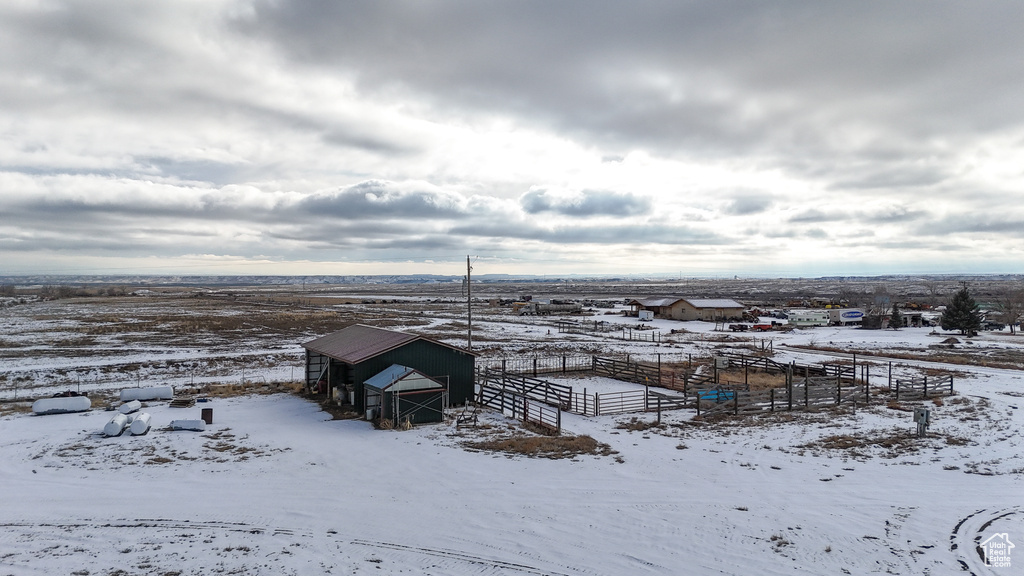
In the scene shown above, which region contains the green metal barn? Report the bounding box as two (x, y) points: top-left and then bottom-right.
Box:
(301, 324), (476, 415)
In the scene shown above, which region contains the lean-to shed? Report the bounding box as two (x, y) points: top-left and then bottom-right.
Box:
(364, 364), (446, 424)
(301, 324), (476, 412)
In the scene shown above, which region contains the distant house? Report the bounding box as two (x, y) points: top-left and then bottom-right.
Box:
(628, 297), (745, 321)
(301, 324), (476, 414)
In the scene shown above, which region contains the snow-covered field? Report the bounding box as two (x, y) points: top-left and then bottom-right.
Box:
(1, 294), (1023, 575)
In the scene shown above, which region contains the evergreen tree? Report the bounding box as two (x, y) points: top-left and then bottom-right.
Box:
(940, 284), (983, 335)
(890, 303), (903, 330)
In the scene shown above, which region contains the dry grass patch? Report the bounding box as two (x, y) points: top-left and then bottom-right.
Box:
(463, 434), (617, 460)
(800, 429), (973, 458)
(0, 401), (33, 417)
(615, 416), (664, 432)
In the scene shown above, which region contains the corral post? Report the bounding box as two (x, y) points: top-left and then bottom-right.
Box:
(688, 353), (692, 369)
(852, 352), (857, 386)
(865, 366), (870, 404)
(657, 396), (661, 424)
(787, 365), (794, 411)
(532, 358), (537, 377)
(836, 375), (841, 405)
(595, 393), (600, 416)
(562, 355), (566, 373)
(804, 373), (809, 408)
(734, 391), (739, 415)
(895, 378), (900, 401)
(556, 407), (561, 434)
(770, 388), (775, 412)
(923, 376), (928, 398)
(888, 362), (892, 391)
(501, 359), (506, 373)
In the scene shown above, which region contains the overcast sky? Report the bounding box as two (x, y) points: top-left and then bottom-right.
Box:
(2, 1), (1023, 277)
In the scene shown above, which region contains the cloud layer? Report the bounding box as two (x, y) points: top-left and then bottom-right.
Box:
(1, 1), (1023, 276)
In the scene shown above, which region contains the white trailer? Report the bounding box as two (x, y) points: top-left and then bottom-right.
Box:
(828, 308), (865, 325)
(787, 309), (830, 327)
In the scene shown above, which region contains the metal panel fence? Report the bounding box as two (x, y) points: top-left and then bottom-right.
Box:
(893, 374), (954, 400)
(477, 384), (561, 433)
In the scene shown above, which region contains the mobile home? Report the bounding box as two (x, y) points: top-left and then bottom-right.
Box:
(787, 309), (830, 327)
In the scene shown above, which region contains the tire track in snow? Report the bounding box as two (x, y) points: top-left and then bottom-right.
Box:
(949, 506), (1023, 575)
(0, 517), (573, 575)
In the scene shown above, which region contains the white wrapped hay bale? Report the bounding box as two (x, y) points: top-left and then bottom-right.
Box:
(129, 412), (152, 436)
(103, 413), (129, 437)
(32, 396), (91, 415)
(118, 400), (142, 414)
(169, 419), (205, 432)
(119, 386), (174, 402)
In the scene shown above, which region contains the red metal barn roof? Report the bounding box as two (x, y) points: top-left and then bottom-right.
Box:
(301, 324), (476, 364)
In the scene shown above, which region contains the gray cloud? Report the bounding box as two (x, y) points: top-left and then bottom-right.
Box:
(2, 2), (1024, 274)
(724, 194), (773, 216)
(520, 189), (650, 217)
(788, 210), (841, 224)
(296, 181), (468, 219)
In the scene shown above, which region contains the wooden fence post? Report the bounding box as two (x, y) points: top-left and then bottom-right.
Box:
(888, 362), (892, 391)
(895, 378), (900, 401)
(923, 376), (928, 398)
(770, 388), (775, 412)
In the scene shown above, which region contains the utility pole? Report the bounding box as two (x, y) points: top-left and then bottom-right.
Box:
(467, 255), (473, 350)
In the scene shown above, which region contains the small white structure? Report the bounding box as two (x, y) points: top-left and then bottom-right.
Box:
(118, 400), (142, 414)
(103, 413), (129, 437)
(129, 412), (152, 436)
(638, 309), (654, 321)
(788, 309), (830, 327)
(120, 386), (174, 402)
(32, 396), (91, 415)
(170, 419), (205, 432)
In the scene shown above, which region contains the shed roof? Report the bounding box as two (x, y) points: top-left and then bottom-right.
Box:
(301, 324), (475, 364)
(630, 297), (745, 309)
(684, 298), (745, 309)
(630, 297), (682, 308)
(364, 364), (444, 392)
(301, 324), (419, 364)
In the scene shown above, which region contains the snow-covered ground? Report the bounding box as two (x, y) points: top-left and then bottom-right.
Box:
(1, 296), (1023, 574)
(2, 369), (1023, 574)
